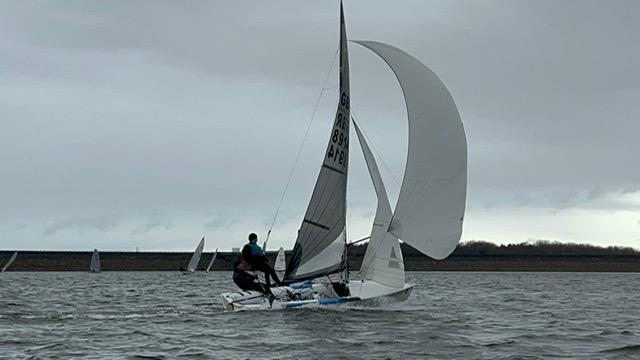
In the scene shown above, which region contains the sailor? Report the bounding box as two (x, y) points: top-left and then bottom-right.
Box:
(232, 260), (269, 294)
(242, 233), (282, 287)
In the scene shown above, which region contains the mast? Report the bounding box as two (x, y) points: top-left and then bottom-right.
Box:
(339, 0), (349, 284)
(284, 1), (350, 284)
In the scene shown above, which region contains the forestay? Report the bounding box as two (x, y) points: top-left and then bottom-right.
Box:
(285, 4), (351, 283)
(90, 249), (101, 272)
(187, 237), (205, 273)
(2, 251), (18, 272)
(353, 122), (405, 288)
(354, 41), (467, 260)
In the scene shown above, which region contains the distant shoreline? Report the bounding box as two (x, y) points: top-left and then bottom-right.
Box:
(2, 245), (640, 272)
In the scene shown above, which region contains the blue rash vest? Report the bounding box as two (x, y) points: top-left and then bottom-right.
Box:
(242, 242), (263, 262)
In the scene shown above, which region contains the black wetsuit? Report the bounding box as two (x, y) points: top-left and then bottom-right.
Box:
(232, 270), (266, 293)
(242, 243), (282, 287)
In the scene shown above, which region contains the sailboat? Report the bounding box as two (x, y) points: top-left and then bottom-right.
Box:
(185, 237), (205, 274)
(1, 252), (18, 272)
(274, 247), (286, 280)
(206, 248), (218, 272)
(90, 249), (101, 273)
(222, 2), (466, 311)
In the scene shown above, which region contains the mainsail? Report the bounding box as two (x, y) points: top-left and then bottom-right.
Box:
(1, 251), (18, 272)
(284, 3), (351, 283)
(354, 41), (467, 260)
(353, 122), (405, 288)
(187, 237), (205, 273)
(90, 249), (101, 273)
(206, 248), (218, 272)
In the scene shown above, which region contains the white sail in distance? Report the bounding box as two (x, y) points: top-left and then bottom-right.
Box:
(1, 252), (18, 272)
(285, 3), (351, 283)
(187, 237), (205, 273)
(274, 247), (286, 273)
(353, 121), (405, 288)
(353, 41), (467, 260)
(206, 248), (218, 273)
(90, 249), (101, 273)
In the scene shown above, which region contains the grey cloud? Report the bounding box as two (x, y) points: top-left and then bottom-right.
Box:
(203, 216), (238, 230)
(44, 216), (119, 236)
(131, 217), (173, 236)
(1, 1), (638, 249)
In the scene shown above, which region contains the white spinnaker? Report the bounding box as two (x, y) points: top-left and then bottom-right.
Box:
(2, 251), (18, 272)
(206, 248), (218, 272)
(285, 3), (350, 283)
(354, 41), (467, 260)
(90, 249), (101, 272)
(353, 121), (405, 288)
(187, 237), (205, 273)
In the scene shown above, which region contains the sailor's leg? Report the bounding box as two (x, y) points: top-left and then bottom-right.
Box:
(243, 282), (270, 294)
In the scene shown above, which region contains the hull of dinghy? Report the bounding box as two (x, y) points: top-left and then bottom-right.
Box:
(348, 281), (415, 306)
(221, 280), (414, 311)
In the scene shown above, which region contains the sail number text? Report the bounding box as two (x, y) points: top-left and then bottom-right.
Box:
(326, 92), (350, 166)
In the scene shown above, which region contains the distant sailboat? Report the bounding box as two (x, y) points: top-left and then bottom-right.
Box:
(90, 249), (101, 273)
(186, 237), (205, 273)
(222, 1), (466, 311)
(206, 248), (218, 273)
(2, 252), (18, 272)
(274, 247), (286, 279)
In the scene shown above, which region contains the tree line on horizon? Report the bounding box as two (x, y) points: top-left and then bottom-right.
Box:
(349, 239), (640, 257)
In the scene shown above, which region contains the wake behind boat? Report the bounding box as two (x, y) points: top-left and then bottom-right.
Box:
(222, 1), (466, 311)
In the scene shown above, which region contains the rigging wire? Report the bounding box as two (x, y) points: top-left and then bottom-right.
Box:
(350, 111), (401, 186)
(263, 47), (340, 251)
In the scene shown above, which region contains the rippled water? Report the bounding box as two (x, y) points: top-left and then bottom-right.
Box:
(1, 272), (639, 359)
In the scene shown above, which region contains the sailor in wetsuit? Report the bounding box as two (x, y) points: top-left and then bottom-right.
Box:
(241, 233), (282, 287)
(232, 260), (268, 293)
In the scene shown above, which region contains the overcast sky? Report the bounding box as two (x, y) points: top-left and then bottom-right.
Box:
(1, 0), (638, 251)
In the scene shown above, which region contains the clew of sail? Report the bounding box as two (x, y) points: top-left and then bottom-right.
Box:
(187, 237), (205, 273)
(2, 251), (18, 272)
(353, 41), (467, 260)
(353, 121), (405, 288)
(285, 3), (351, 284)
(90, 249), (101, 272)
(206, 248), (218, 272)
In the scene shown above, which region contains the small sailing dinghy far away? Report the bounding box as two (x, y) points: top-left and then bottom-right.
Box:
(274, 247), (286, 280)
(2, 251), (18, 272)
(222, 2), (466, 311)
(90, 249), (101, 273)
(206, 248), (218, 273)
(184, 237), (205, 274)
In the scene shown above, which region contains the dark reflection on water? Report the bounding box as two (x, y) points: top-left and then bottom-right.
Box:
(1, 272), (639, 359)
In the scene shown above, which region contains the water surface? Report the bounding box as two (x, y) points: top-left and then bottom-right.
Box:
(1, 272), (639, 359)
